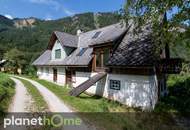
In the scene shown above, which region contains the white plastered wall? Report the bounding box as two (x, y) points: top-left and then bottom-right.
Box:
(37, 66), (66, 85)
(73, 72), (158, 110)
(37, 68), (158, 110)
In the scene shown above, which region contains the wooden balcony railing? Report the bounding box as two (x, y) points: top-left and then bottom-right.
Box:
(158, 58), (182, 74)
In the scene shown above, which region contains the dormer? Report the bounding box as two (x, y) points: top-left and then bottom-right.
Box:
(51, 40), (67, 60)
(47, 31), (78, 61)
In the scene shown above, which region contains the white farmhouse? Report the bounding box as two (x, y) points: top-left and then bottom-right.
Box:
(33, 21), (182, 110)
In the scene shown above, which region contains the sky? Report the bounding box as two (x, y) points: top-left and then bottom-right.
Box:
(0, 0), (125, 20)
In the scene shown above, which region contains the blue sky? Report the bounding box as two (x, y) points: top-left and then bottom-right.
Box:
(0, 0), (125, 20)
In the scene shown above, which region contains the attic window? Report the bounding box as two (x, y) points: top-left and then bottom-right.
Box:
(55, 49), (61, 59)
(92, 31), (101, 39)
(77, 48), (88, 56)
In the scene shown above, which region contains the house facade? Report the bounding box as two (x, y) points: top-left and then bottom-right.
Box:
(33, 21), (182, 110)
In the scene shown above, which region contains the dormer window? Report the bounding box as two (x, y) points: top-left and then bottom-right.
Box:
(55, 49), (61, 59)
(77, 48), (88, 56)
(92, 31), (101, 39)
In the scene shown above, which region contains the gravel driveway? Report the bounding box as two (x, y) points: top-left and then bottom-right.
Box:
(13, 76), (72, 112)
(10, 76), (96, 130)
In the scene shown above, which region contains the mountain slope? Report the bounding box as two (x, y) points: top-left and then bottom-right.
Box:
(0, 15), (14, 30)
(0, 12), (121, 63)
(0, 12), (189, 74)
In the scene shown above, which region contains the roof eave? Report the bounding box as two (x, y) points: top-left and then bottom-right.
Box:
(106, 65), (155, 69)
(33, 64), (89, 67)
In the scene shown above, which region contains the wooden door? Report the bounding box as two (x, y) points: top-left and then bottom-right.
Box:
(53, 68), (57, 82)
(66, 69), (72, 86)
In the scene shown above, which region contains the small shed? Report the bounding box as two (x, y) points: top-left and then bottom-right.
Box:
(0, 60), (6, 72)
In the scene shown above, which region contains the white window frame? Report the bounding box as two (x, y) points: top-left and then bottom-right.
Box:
(110, 80), (121, 90)
(55, 49), (61, 59)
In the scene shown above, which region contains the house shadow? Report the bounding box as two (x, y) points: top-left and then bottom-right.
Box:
(78, 95), (102, 99)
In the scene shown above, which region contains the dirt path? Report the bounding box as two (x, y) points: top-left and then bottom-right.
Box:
(10, 76), (96, 130)
(8, 77), (33, 112)
(14, 76), (72, 112)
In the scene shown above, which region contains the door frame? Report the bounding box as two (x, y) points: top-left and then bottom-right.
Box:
(53, 68), (57, 82)
(65, 68), (75, 86)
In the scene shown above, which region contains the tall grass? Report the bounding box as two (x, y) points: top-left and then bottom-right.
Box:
(0, 73), (15, 115)
(155, 74), (190, 115)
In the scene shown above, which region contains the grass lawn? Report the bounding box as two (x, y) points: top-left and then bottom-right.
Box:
(16, 78), (48, 112)
(32, 78), (185, 130)
(33, 78), (131, 112)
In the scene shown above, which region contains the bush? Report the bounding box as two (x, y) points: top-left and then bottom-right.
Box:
(23, 65), (37, 77)
(0, 73), (15, 115)
(155, 73), (190, 115)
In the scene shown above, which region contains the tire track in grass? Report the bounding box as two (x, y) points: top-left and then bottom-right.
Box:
(8, 78), (32, 112)
(16, 78), (49, 112)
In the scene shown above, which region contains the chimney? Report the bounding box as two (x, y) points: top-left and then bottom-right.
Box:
(77, 29), (82, 36)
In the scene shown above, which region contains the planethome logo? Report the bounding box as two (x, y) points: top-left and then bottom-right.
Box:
(4, 114), (82, 128)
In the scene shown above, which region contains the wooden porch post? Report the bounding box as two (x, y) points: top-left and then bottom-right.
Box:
(92, 53), (96, 72)
(100, 50), (104, 67)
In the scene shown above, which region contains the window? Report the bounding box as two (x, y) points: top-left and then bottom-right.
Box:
(40, 67), (43, 73)
(103, 49), (110, 66)
(95, 48), (110, 69)
(45, 67), (49, 75)
(96, 52), (102, 67)
(55, 49), (61, 59)
(77, 48), (88, 56)
(92, 31), (101, 39)
(110, 80), (121, 90)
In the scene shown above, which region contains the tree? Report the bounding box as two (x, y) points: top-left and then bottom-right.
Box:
(123, 0), (190, 55)
(4, 48), (27, 74)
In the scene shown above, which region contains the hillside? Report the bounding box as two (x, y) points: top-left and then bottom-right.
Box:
(0, 15), (14, 30)
(0, 12), (121, 64)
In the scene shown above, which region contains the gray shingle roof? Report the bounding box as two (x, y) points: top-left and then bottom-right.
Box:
(107, 23), (158, 67)
(33, 48), (93, 66)
(34, 22), (160, 67)
(48, 48), (93, 66)
(54, 31), (78, 48)
(33, 23), (126, 66)
(32, 50), (51, 66)
(78, 22), (126, 47)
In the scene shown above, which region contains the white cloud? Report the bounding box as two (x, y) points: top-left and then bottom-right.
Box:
(28, 0), (75, 16)
(4, 14), (13, 19)
(45, 18), (52, 21)
(45, 14), (52, 21)
(63, 8), (75, 16)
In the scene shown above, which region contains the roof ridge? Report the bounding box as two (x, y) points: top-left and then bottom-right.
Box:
(79, 22), (125, 36)
(54, 31), (78, 37)
(53, 22), (125, 37)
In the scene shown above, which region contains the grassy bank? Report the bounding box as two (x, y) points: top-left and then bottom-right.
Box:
(33, 78), (130, 112)
(16, 78), (48, 112)
(155, 73), (190, 115)
(0, 73), (15, 115)
(33, 78), (185, 130)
